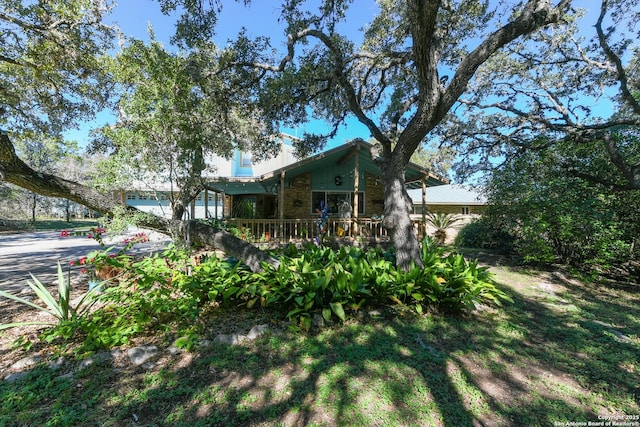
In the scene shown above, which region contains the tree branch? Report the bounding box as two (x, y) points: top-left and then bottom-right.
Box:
(595, 0), (640, 116)
(600, 132), (640, 189)
(0, 131), (277, 271)
(564, 166), (636, 191)
(442, 0), (572, 115)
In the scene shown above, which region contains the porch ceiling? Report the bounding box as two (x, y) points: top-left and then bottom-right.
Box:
(205, 179), (274, 195)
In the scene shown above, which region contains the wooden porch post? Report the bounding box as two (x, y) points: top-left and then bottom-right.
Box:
(421, 176), (427, 239)
(221, 191), (226, 218)
(279, 172), (285, 239)
(352, 145), (360, 237)
(204, 188), (209, 218)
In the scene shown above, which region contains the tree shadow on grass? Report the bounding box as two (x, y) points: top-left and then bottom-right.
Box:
(96, 319), (478, 426)
(432, 267), (640, 426)
(2, 265), (639, 426)
(99, 270), (639, 427)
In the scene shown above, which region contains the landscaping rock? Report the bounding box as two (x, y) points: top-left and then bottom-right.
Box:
(214, 324), (270, 346)
(56, 372), (74, 381)
(168, 341), (183, 355)
(10, 355), (42, 370)
(4, 371), (29, 383)
(246, 324), (269, 340)
(78, 351), (112, 370)
(611, 330), (632, 343)
(198, 339), (212, 348)
(127, 345), (159, 366)
(48, 357), (66, 371)
(213, 333), (245, 345)
(141, 361), (157, 371)
(593, 320), (633, 343)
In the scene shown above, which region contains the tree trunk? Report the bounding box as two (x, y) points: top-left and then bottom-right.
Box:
(172, 200), (186, 221)
(0, 132), (276, 272)
(31, 192), (36, 222)
(379, 156), (423, 271)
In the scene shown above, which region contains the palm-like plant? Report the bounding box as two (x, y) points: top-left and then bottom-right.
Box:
(0, 262), (103, 330)
(427, 212), (462, 246)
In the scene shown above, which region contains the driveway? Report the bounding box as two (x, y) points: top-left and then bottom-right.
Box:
(0, 229), (170, 294)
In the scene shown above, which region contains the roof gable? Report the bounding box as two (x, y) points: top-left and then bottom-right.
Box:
(207, 139), (447, 194)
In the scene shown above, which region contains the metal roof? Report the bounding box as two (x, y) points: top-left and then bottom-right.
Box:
(407, 185), (486, 205)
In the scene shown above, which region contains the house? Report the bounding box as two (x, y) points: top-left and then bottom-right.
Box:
(408, 184), (486, 216)
(121, 136), (448, 240)
(206, 138), (445, 220)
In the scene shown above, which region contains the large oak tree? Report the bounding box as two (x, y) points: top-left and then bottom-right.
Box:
(3, 0), (639, 273)
(163, 0), (575, 269)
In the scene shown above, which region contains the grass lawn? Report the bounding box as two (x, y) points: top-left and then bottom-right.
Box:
(31, 219), (98, 231)
(0, 255), (638, 426)
(0, 218), (98, 233)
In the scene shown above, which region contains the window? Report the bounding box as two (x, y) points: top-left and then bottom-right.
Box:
(311, 191), (364, 215)
(126, 193), (136, 200)
(241, 151), (253, 166)
(138, 194), (147, 200)
(233, 196), (256, 218)
(413, 206), (427, 215)
(461, 206), (470, 215)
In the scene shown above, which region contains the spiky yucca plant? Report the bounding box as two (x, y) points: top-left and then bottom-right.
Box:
(427, 212), (462, 245)
(0, 262), (102, 330)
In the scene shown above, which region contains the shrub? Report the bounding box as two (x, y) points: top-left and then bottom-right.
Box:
(427, 213), (462, 245)
(188, 238), (511, 328)
(28, 238), (512, 350)
(480, 140), (640, 272)
(455, 216), (514, 253)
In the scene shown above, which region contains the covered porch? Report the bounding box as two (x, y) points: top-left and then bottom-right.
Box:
(205, 139), (447, 242)
(225, 216), (434, 243)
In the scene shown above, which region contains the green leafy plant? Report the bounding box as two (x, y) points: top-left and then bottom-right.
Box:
(454, 216), (514, 252)
(31, 237), (513, 350)
(426, 253), (512, 313)
(0, 262), (103, 330)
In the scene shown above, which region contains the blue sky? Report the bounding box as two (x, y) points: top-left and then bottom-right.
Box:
(67, 0), (374, 149)
(67, 0), (614, 154)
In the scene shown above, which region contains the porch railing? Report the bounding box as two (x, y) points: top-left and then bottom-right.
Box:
(225, 217), (429, 243)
